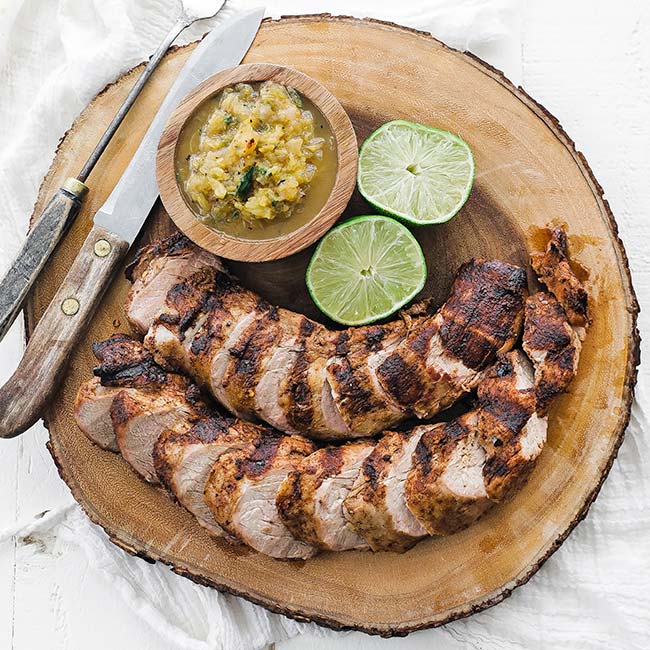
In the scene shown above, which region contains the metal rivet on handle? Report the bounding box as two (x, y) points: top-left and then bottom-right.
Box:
(94, 239), (111, 257)
(61, 298), (80, 316)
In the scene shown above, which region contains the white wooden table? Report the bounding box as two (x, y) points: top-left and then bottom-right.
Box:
(1, 1), (649, 648)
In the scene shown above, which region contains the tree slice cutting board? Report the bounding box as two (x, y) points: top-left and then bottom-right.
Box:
(26, 16), (639, 636)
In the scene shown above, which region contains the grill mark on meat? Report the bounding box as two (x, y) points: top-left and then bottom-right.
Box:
(282, 317), (325, 431)
(328, 357), (373, 420)
(244, 435), (283, 479)
(438, 260), (527, 370)
(326, 322), (407, 433)
(334, 331), (350, 356)
(276, 447), (345, 546)
(405, 413), (491, 535)
(300, 319), (315, 336)
(344, 430), (427, 551)
(522, 292), (582, 415)
(376, 323), (439, 410)
(477, 351), (542, 502)
(364, 326), (386, 351)
(205, 434), (317, 558)
(165, 268), (231, 336)
(221, 308), (281, 416)
(277, 442), (373, 551)
(376, 352), (425, 407)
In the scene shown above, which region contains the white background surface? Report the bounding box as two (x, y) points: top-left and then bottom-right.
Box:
(1, 1), (649, 649)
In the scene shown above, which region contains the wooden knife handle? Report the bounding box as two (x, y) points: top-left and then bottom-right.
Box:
(0, 178), (88, 342)
(0, 224), (129, 438)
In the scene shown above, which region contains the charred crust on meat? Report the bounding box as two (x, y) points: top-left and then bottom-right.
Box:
(244, 436), (282, 478)
(376, 352), (424, 407)
(364, 326), (386, 351)
(190, 333), (210, 354)
(158, 312), (180, 325)
(125, 231), (191, 282)
(408, 323), (437, 356)
(522, 292), (581, 414)
(531, 227), (589, 328)
(439, 260), (527, 370)
(320, 446), (345, 476)
(299, 318), (316, 337)
(334, 331), (350, 356)
(328, 357), (373, 418)
(92, 334), (169, 387)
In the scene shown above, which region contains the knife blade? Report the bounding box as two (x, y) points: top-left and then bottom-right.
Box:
(0, 8), (265, 439)
(95, 7), (265, 243)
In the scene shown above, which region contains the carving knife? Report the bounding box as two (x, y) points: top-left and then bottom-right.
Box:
(0, 8), (265, 438)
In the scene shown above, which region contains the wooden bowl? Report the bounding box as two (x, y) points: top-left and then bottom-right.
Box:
(28, 17), (638, 636)
(157, 63), (358, 262)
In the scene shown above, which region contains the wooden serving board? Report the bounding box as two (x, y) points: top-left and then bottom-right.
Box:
(27, 16), (639, 636)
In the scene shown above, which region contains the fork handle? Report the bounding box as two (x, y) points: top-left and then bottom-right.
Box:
(0, 178), (88, 342)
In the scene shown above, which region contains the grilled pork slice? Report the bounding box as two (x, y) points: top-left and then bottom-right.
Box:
(531, 226), (589, 330)
(125, 232), (224, 333)
(74, 378), (122, 451)
(325, 323), (409, 436)
(522, 293), (582, 415)
(275, 318), (348, 438)
(154, 416), (262, 537)
(477, 351), (546, 502)
(129, 234), (527, 438)
(376, 259), (528, 419)
(276, 441), (375, 551)
(204, 434), (318, 559)
(111, 379), (208, 483)
(405, 412), (491, 535)
(91, 333), (169, 387)
(343, 430), (428, 552)
(74, 334), (177, 451)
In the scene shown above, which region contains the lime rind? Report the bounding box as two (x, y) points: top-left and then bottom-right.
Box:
(306, 215), (427, 326)
(357, 120), (475, 225)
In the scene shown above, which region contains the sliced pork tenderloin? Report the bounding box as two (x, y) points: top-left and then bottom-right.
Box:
(376, 259), (527, 419)
(276, 440), (375, 551)
(128, 234), (527, 439)
(522, 292), (582, 415)
(276, 318), (348, 438)
(125, 232), (224, 333)
(405, 412), (492, 535)
(204, 434), (318, 559)
(343, 429), (428, 552)
(325, 323), (409, 436)
(74, 378), (122, 451)
(154, 416), (262, 537)
(75, 334), (186, 452)
(476, 350), (546, 502)
(111, 379), (209, 483)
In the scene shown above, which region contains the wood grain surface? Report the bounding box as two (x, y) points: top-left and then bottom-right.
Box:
(25, 16), (639, 636)
(157, 63), (358, 261)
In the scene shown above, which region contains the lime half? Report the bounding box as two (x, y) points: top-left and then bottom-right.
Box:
(358, 120), (475, 225)
(306, 215), (426, 326)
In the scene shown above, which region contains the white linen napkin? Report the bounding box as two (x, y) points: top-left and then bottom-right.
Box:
(9, 2), (648, 650)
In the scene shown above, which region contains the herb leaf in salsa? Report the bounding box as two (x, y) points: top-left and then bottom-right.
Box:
(287, 87), (302, 107)
(236, 165), (256, 199)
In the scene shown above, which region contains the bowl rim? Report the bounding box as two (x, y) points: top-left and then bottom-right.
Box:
(156, 62), (358, 262)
